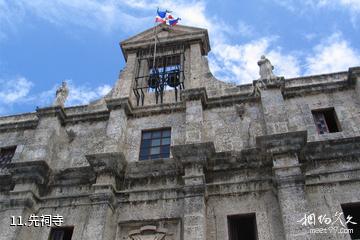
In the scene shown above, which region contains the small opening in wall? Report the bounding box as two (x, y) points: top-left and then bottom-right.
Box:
(0, 146), (16, 169)
(48, 226), (74, 240)
(341, 203), (360, 239)
(228, 213), (258, 240)
(312, 108), (341, 134)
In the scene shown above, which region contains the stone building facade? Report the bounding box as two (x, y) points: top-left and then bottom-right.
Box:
(0, 24), (360, 240)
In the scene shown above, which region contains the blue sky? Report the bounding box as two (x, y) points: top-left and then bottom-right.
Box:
(0, 0), (360, 116)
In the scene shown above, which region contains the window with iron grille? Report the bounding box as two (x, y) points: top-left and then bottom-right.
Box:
(48, 227), (74, 240)
(312, 108), (341, 134)
(228, 213), (258, 240)
(139, 128), (171, 160)
(342, 203), (360, 239)
(0, 146), (16, 169)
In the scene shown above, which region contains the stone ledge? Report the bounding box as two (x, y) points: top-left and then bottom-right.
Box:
(36, 106), (66, 124)
(171, 142), (215, 167)
(282, 79), (351, 99)
(52, 166), (96, 186)
(181, 88), (208, 106)
(65, 110), (110, 124)
(301, 135), (360, 162)
(105, 97), (133, 115)
(8, 160), (51, 186)
(256, 131), (307, 156)
(0, 119), (38, 133)
(125, 158), (181, 179)
(86, 152), (127, 178)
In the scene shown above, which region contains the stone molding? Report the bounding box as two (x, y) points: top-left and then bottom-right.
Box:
(86, 152), (127, 178)
(36, 106), (66, 124)
(301, 135), (360, 162)
(256, 131), (307, 156)
(52, 166), (96, 186)
(8, 160), (51, 186)
(171, 142), (215, 168)
(181, 87), (208, 106)
(105, 97), (133, 115)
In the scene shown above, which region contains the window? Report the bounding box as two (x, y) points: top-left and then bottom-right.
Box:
(139, 128), (171, 160)
(312, 108), (341, 134)
(341, 204), (360, 239)
(48, 227), (74, 240)
(228, 213), (258, 240)
(0, 146), (16, 169)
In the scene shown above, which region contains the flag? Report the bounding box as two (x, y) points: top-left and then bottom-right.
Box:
(169, 18), (181, 26)
(155, 8), (170, 24)
(154, 8), (181, 26)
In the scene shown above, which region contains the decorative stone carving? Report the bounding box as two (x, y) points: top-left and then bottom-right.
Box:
(258, 55), (277, 80)
(250, 79), (266, 96)
(53, 81), (69, 107)
(127, 225), (167, 240)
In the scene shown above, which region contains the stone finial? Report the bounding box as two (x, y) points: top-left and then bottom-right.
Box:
(53, 81), (69, 107)
(258, 55), (277, 80)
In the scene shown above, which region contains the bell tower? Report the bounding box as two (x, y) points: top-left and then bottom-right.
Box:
(113, 24), (210, 106)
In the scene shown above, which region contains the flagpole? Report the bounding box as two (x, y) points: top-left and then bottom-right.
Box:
(152, 24), (158, 70)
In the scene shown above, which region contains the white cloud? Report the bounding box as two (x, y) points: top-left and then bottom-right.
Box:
(0, 76), (112, 115)
(0, 77), (33, 104)
(305, 33), (360, 75)
(66, 81), (112, 106)
(209, 38), (301, 84)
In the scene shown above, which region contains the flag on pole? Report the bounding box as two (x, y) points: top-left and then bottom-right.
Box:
(155, 8), (181, 26)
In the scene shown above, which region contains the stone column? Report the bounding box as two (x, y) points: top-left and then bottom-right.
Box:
(257, 131), (309, 240)
(84, 152), (127, 240)
(0, 161), (50, 240)
(172, 142), (215, 240)
(259, 78), (289, 135)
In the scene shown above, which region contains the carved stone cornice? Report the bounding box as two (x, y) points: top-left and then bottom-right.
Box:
(171, 142), (215, 168)
(256, 131), (307, 156)
(52, 166), (96, 186)
(8, 160), (51, 186)
(301, 135), (360, 162)
(86, 152), (127, 178)
(105, 97), (133, 115)
(36, 106), (66, 124)
(181, 88), (208, 106)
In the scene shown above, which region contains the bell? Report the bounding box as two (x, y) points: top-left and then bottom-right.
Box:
(167, 71), (180, 88)
(148, 73), (160, 89)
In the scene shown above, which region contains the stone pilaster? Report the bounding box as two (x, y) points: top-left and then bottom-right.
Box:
(105, 98), (132, 153)
(172, 142), (215, 240)
(18, 107), (66, 167)
(112, 52), (137, 99)
(84, 152), (127, 240)
(181, 88), (207, 144)
(349, 67), (360, 103)
(257, 131), (309, 240)
(259, 78), (289, 135)
(0, 161), (50, 240)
